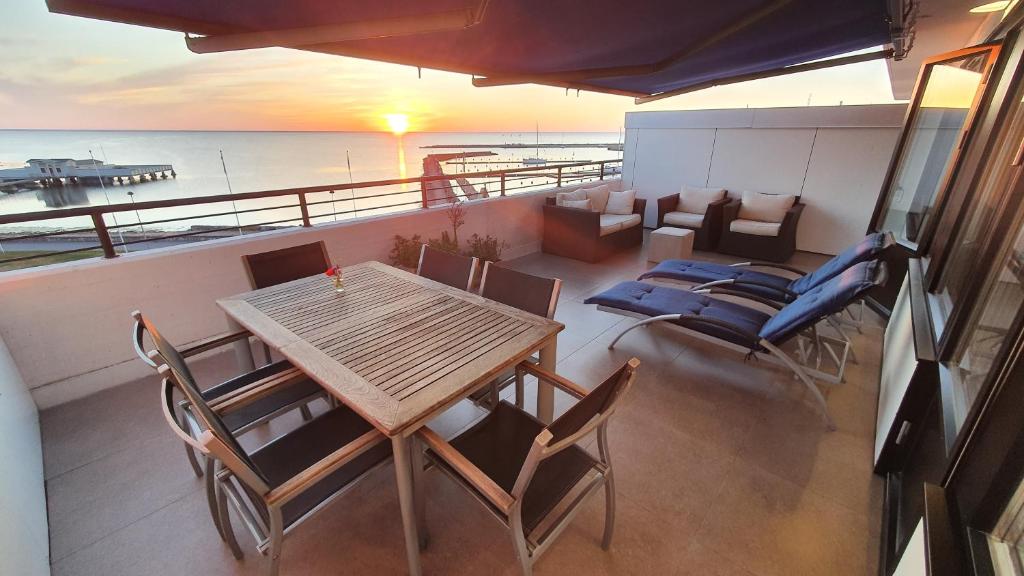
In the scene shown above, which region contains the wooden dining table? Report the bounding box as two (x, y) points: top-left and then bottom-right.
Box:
(217, 261), (564, 575)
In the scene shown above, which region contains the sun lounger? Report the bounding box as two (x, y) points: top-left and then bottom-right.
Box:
(584, 260), (887, 429)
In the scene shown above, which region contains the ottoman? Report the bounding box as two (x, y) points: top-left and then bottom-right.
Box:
(649, 227), (694, 262)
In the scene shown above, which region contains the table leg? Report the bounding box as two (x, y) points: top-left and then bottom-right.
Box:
(411, 435), (428, 549)
(537, 337), (557, 424)
(392, 434), (423, 576)
(225, 316), (255, 373)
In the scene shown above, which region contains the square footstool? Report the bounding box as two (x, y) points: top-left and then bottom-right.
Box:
(649, 227), (694, 262)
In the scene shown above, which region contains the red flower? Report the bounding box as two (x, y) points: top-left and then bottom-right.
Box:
(325, 266), (337, 277)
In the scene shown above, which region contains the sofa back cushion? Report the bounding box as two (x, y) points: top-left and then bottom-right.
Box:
(562, 198), (593, 211)
(556, 188), (588, 206)
(737, 191), (796, 223)
(605, 189), (636, 215)
(585, 184), (612, 213)
(677, 185), (726, 215)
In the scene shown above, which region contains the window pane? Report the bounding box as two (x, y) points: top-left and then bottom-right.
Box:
(877, 53), (990, 247)
(935, 83), (1024, 324)
(946, 218), (1024, 434)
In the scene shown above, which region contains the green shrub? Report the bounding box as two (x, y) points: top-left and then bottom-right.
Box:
(464, 233), (508, 262)
(388, 234), (423, 269)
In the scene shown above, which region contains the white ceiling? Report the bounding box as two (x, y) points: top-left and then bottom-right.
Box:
(886, 0), (1004, 99)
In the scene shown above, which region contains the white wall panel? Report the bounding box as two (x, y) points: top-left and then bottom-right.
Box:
(707, 128), (816, 196)
(627, 128), (716, 224)
(800, 128), (901, 254)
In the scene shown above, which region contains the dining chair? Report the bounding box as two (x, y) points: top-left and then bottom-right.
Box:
(131, 311), (325, 535)
(147, 316), (390, 576)
(472, 262), (561, 407)
(416, 243), (478, 291)
(242, 241), (331, 363)
(418, 358), (640, 576)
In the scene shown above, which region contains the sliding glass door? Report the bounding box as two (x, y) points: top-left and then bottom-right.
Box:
(873, 46), (1001, 250)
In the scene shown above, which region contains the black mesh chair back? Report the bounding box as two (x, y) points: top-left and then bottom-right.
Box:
(479, 262), (561, 319)
(140, 313), (266, 484)
(417, 244), (478, 291)
(546, 359), (636, 445)
(242, 241), (330, 289)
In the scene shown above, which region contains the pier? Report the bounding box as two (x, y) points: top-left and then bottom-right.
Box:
(0, 158), (175, 191)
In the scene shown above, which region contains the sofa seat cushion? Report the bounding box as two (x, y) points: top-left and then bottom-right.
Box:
(599, 213), (641, 236)
(663, 211), (704, 228)
(677, 185), (726, 215)
(737, 191), (796, 223)
(730, 219), (781, 237)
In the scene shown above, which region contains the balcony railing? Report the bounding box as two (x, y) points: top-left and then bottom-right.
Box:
(0, 159), (621, 270)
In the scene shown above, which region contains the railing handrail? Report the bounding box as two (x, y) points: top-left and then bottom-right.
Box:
(0, 159), (621, 225)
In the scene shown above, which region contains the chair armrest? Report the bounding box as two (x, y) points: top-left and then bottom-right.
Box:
(417, 426), (514, 514)
(516, 362), (589, 398)
(780, 202), (805, 235)
(632, 197), (647, 217)
(265, 429), (385, 507)
(722, 199), (741, 224)
(180, 329), (252, 358)
(657, 194), (679, 228)
(209, 367), (307, 414)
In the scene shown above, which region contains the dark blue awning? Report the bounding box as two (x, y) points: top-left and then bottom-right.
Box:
(47, 0), (897, 100)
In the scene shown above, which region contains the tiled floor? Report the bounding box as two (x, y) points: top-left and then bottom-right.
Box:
(41, 241), (885, 575)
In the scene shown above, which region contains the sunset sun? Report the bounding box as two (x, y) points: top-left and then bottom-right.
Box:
(384, 113), (409, 135)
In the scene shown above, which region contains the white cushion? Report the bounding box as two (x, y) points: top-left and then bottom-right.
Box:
(561, 198), (593, 211)
(555, 188), (587, 206)
(677, 185), (726, 215)
(585, 184), (612, 214)
(730, 219), (782, 237)
(604, 189), (636, 215)
(599, 213), (641, 236)
(737, 191), (796, 223)
(662, 211), (704, 228)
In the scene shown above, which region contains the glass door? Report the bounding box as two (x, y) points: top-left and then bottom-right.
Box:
(873, 45), (1001, 249)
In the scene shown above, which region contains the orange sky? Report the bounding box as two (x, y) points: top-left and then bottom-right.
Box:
(0, 2), (901, 132)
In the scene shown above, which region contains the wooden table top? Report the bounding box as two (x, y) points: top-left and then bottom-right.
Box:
(218, 261), (563, 436)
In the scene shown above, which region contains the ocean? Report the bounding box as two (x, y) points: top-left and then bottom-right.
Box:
(0, 130), (621, 234)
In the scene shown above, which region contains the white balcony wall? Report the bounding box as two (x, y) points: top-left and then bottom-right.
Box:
(0, 335), (49, 576)
(0, 185), (589, 408)
(623, 105), (907, 255)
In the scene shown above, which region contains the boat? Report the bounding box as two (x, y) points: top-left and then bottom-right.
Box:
(522, 123), (547, 166)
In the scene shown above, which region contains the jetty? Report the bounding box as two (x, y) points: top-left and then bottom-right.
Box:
(422, 142), (622, 151)
(422, 152), (495, 207)
(0, 158), (175, 190)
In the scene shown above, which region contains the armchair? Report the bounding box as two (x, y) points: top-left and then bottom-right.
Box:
(657, 194), (730, 251)
(718, 197), (804, 262)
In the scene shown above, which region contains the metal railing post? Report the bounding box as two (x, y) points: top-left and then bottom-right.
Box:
(599, 161), (605, 180)
(556, 166), (563, 188)
(298, 192), (312, 227)
(500, 173), (506, 196)
(91, 213), (117, 259)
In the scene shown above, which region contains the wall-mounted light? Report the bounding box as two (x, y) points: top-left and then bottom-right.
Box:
(970, 1), (1011, 13)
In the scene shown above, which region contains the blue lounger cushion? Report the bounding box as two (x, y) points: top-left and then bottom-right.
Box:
(639, 261), (794, 300)
(758, 261), (879, 342)
(639, 232), (890, 301)
(787, 232), (890, 294)
(583, 281), (771, 348)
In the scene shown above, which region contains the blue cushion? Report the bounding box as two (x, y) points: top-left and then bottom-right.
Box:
(759, 261), (879, 343)
(788, 232), (889, 294)
(639, 260), (794, 301)
(584, 281), (771, 348)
